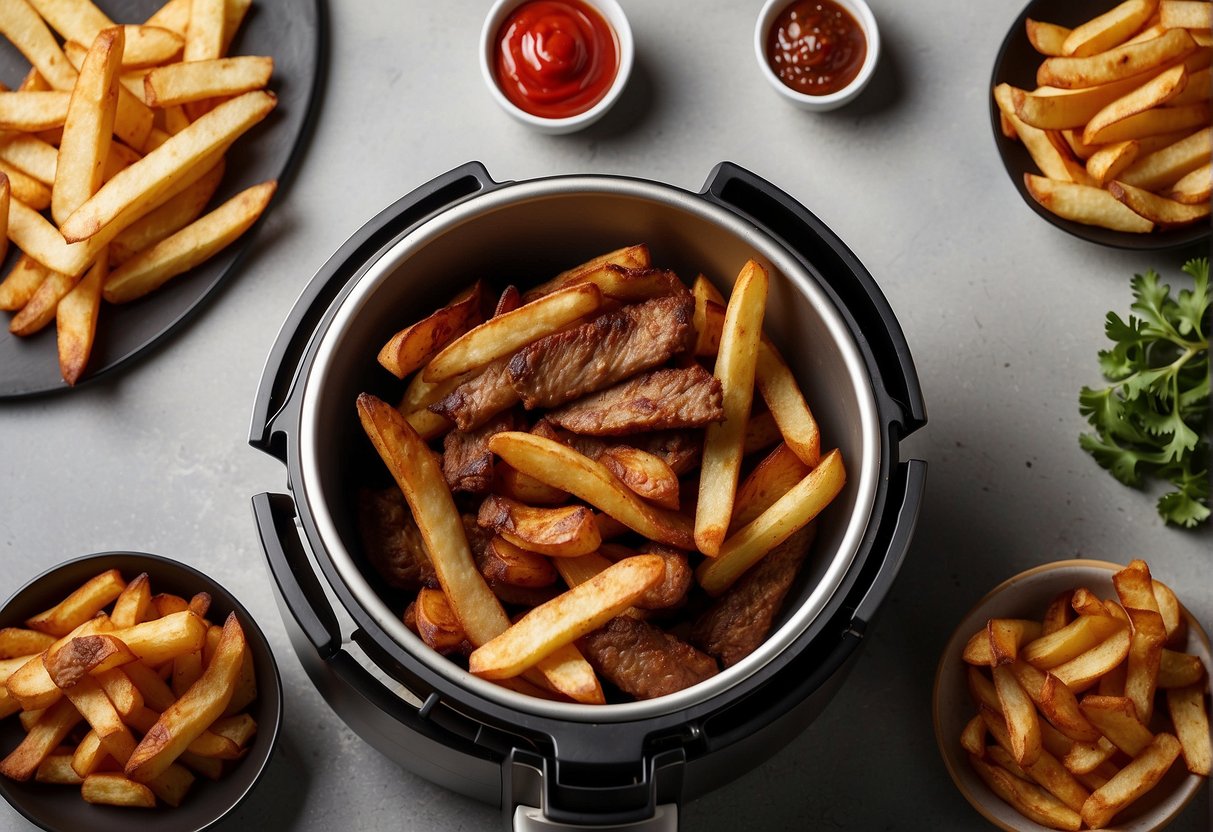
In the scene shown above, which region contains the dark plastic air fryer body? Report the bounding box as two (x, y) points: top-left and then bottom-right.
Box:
(250, 162), (926, 831)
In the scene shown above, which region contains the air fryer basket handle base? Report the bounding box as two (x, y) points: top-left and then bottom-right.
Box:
(513, 805), (678, 831)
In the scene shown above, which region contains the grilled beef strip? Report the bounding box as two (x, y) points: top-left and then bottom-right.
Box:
(441, 410), (525, 494)
(507, 294), (695, 410)
(691, 524), (817, 668)
(579, 617), (718, 700)
(357, 488), (437, 591)
(546, 365), (724, 436)
(428, 358), (520, 431)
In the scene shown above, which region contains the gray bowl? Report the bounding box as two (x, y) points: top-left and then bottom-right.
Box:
(0, 552), (282, 832)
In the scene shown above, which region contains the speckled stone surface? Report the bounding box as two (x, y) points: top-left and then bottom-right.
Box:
(2, 2), (1209, 830)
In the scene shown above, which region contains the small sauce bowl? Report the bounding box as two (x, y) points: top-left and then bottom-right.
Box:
(755, 0), (880, 111)
(480, 0), (634, 134)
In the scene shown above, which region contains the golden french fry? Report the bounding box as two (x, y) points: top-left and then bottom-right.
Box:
(990, 619), (1039, 665)
(109, 158), (225, 265)
(697, 448), (845, 596)
(43, 633), (136, 688)
(0, 255), (50, 312)
(1158, 648), (1206, 688)
(146, 0), (190, 36)
(1088, 140), (1142, 186)
(109, 610), (208, 665)
(1012, 75), (1155, 130)
(145, 763), (194, 807)
(755, 340), (821, 468)
(1165, 65), (1212, 106)
(0, 699), (83, 781)
(81, 773), (156, 807)
(61, 40), (154, 150)
(0, 0), (78, 90)
(1081, 733), (1182, 828)
(487, 431), (695, 549)
(184, 0), (225, 64)
(34, 753), (83, 785)
(0, 90), (71, 130)
(70, 730), (107, 777)
(1024, 614), (1126, 669)
(125, 612), (244, 783)
(103, 179), (276, 302)
(414, 587), (467, 654)
(1023, 173), (1155, 232)
(552, 264), (684, 303)
(995, 85), (1093, 182)
(144, 55), (273, 107)
(1088, 102), (1211, 145)
(5, 615), (113, 710)
(1027, 18), (1072, 56)
(961, 714), (987, 756)
(1063, 0), (1159, 57)
(1160, 0), (1213, 27)
(357, 394), (512, 644)
(1109, 178), (1213, 225)
(422, 283), (603, 382)
(1038, 28), (1196, 89)
(480, 536), (557, 588)
(742, 410), (781, 456)
(964, 621), (1043, 667)
(0, 627), (56, 658)
(58, 89), (275, 243)
(26, 568), (125, 636)
(1070, 587), (1111, 618)
(1043, 591), (1075, 636)
(1166, 684), (1211, 775)
(377, 281), (484, 378)
(27, 0), (184, 68)
(96, 667), (143, 719)
(0, 133), (58, 184)
(55, 253), (105, 385)
(1080, 695), (1154, 756)
(0, 159), (51, 209)
(468, 555), (664, 679)
(968, 753), (1082, 831)
(477, 495), (601, 558)
(110, 572), (152, 628)
(993, 665), (1042, 766)
(980, 704), (1091, 813)
(521, 244), (650, 301)
(61, 675), (137, 766)
(52, 26), (123, 227)
(730, 443), (811, 533)
(1050, 628), (1133, 692)
(151, 592), (189, 618)
(696, 260), (768, 556)
(493, 462), (567, 506)
(8, 265), (78, 337)
(1122, 607), (1166, 723)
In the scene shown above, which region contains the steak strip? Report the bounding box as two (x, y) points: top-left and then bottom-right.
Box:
(441, 410), (524, 494)
(357, 488), (437, 592)
(691, 524), (817, 668)
(546, 365), (724, 436)
(507, 294), (694, 410)
(428, 358), (520, 431)
(579, 616), (718, 700)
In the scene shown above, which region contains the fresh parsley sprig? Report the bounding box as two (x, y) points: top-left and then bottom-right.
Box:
(1079, 258), (1210, 528)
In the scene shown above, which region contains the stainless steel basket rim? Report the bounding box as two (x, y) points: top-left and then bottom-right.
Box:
(298, 174), (881, 724)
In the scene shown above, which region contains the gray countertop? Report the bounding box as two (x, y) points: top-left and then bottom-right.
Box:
(3, 1), (1210, 829)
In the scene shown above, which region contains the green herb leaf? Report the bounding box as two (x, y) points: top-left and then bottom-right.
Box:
(1079, 259), (1210, 528)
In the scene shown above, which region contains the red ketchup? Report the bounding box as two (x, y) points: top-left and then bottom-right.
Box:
(495, 0), (619, 119)
(766, 0), (867, 96)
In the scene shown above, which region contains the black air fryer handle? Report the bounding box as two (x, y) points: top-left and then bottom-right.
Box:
(249, 161), (504, 461)
(699, 162), (926, 436)
(851, 459), (926, 629)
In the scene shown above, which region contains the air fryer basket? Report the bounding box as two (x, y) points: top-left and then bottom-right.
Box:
(251, 162), (926, 830)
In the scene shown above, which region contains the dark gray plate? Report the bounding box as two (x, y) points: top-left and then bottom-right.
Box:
(990, 0), (1211, 250)
(0, 0), (324, 398)
(0, 552), (283, 832)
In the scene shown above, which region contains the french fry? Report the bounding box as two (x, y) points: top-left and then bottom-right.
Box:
(96, 667), (142, 719)
(1118, 125), (1211, 194)
(1087, 140), (1141, 186)
(1109, 178), (1213, 224)
(144, 55), (273, 107)
(755, 340), (821, 468)
(55, 252), (105, 385)
(0, 90), (71, 130)
(1050, 628), (1133, 692)
(1166, 684), (1211, 775)
(81, 773), (155, 807)
(593, 445), (680, 510)
(981, 704), (1091, 812)
(220, 0), (254, 56)
(1086, 101), (1210, 145)
(414, 588), (466, 654)
(1023, 173), (1154, 232)
(145, 0), (190, 36)
(61, 40), (154, 150)
(0, 158), (51, 209)
(493, 462), (567, 506)
(145, 762), (194, 807)
(209, 713), (257, 749)
(521, 244), (650, 301)
(8, 264), (78, 336)
(0, 0), (78, 90)
(1043, 591), (1075, 636)
(997, 85), (1093, 183)
(26, 568), (125, 636)
(697, 448), (845, 596)
(1080, 694), (1155, 756)
(468, 555), (664, 679)
(109, 610), (208, 665)
(58, 89), (275, 243)
(1069, 587), (1110, 618)
(103, 179), (276, 302)
(151, 593), (189, 618)
(35, 753), (83, 785)
(110, 572), (152, 628)
(43, 633), (136, 688)
(1063, 0), (1159, 57)
(0, 627), (55, 658)
(1152, 581), (1187, 644)
(422, 283), (603, 382)
(0, 254), (50, 312)
(990, 619), (1038, 665)
(1165, 65), (1212, 105)
(107, 157), (223, 265)
(993, 665), (1042, 766)
(1038, 28), (1197, 89)
(1122, 607), (1166, 723)
(377, 281), (484, 379)
(487, 431), (695, 549)
(730, 443), (811, 532)
(696, 260), (768, 556)
(1081, 733), (1182, 828)
(1160, 0), (1213, 27)
(481, 536), (558, 588)
(27, 0), (184, 68)
(1027, 19), (1072, 56)
(5, 615), (113, 710)
(1158, 648), (1205, 688)
(1009, 661), (1102, 742)
(555, 264), (684, 303)
(0, 134), (58, 184)
(743, 410), (782, 455)
(52, 26), (123, 227)
(61, 675), (137, 766)
(70, 730), (108, 776)
(968, 753), (1082, 831)
(965, 622), (1045, 667)
(125, 612), (244, 783)
(0, 699), (83, 781)
(961, 714), (987, 756)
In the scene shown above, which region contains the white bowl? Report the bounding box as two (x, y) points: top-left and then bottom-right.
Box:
(933, 560), (1210, 832)
(754, 0), (880, 111)
(479, 0), (634, 134)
